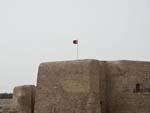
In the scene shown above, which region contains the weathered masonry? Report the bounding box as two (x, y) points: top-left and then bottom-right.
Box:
(35, 60), (104, 113)
(35, 60), (150, 113)
(2, 59), (150, 113)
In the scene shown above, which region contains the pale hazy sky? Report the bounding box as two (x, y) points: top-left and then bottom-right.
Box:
(0, 0), (150, 92)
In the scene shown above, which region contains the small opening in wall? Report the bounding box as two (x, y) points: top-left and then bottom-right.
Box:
(100, 101), (102, 105)
(135, 83), (140, 92)
(148, 88), (150, 92)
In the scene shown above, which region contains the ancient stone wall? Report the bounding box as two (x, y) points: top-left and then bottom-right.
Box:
(13, 85), (35, 113)
(1, 59), (150, 113)
(106, 61), (150, 113)
(34, 60), (105, 113)
(0, 98), (14, 113)
(0, 85), (35, 113)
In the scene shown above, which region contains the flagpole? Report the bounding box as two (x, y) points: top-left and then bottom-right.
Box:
(73, 39), (79, 59)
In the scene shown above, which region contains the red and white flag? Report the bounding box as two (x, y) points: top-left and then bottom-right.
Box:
(73, 39), (78, 44)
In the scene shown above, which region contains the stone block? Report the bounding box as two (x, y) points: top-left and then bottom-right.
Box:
(34, 60), (103, 113)
(13, 85), (35, 113)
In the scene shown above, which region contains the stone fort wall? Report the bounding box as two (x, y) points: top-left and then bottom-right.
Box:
(35, 59), (150, 113)
(34, 60), (104, 113)
(0, 85), (35, 113)
(1, 59), (150, 113)
(106, 61), (150, 113)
